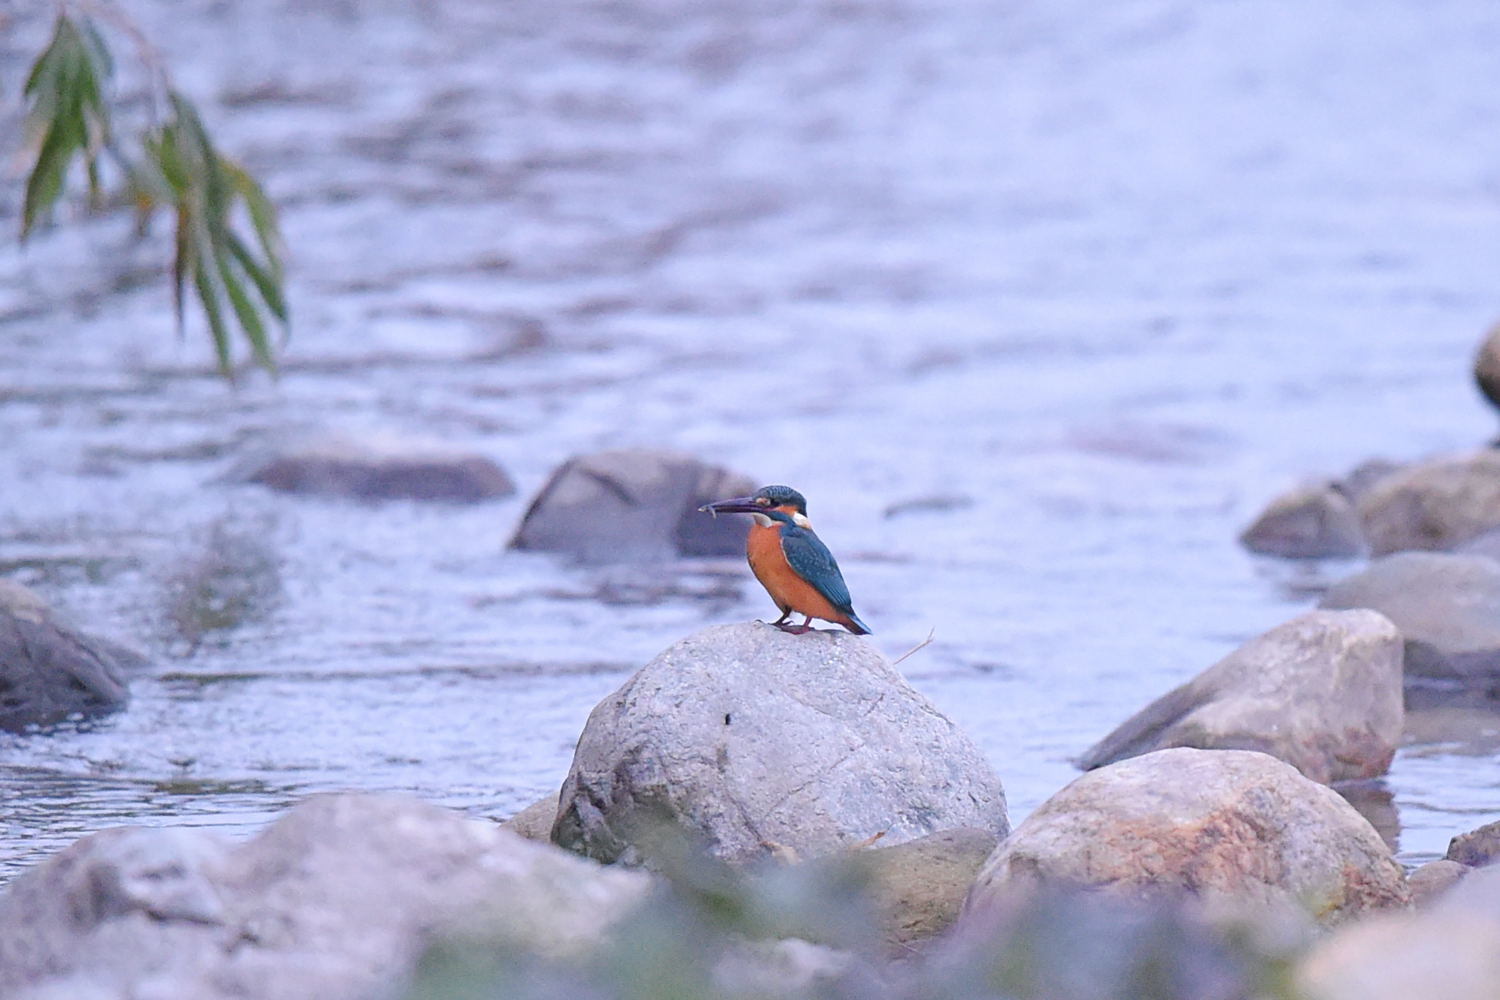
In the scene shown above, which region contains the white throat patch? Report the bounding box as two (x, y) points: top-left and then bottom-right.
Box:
(791, 512), (812, 529)
(752, 512), (774, 527)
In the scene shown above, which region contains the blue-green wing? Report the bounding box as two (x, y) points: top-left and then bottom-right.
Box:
(780, 525), (854, 613)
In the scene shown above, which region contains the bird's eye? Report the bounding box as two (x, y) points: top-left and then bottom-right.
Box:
(755, 496), (771, 506)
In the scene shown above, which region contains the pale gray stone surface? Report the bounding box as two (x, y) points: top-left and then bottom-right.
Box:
(0, 793), (650, 1000)
(1078, 610), (1404, 783)
(1357, 449), (1500, 554)
(1319, 552), (1500, 681)
(553, 622), (1009, 866)
(511, 449), (754, 560)
(967, 748), (1408, 926)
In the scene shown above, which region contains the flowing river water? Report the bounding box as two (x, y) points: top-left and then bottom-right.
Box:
(2, 0), (1499, 884)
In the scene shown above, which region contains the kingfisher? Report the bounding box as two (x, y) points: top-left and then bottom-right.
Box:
(699, 485), (871, 635)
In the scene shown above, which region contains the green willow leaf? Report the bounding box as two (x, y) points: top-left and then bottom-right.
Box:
(20, 14), (113, 239)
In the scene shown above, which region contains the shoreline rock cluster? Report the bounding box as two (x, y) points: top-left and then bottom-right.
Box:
(6, 612), (1488, 999)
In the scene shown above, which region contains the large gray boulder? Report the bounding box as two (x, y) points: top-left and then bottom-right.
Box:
(0, 580), (137, 732)
(236, 430), (515, 502)
(510, 450), (754, 561)
(1078, 610), (1404, 783)
(553, 623), (1009, 866)
(1297, 863), (1500, 1000)
(0, 793), (650, 1000)
(1319, 552), (1500, 682)
(1239, 482), (1368, 559)
(1357, 449), (1500, 554)
(966, 748), (1408, 926)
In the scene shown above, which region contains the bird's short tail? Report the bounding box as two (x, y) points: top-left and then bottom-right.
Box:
(844, 612), (872, 635)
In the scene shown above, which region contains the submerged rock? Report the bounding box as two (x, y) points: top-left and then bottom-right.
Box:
(236, 430), (515, 502)
(0, 793), (650, 1000)
(1297, 863), (1500, 1000)
(1319, 552), (1500, 683)
(553, 622), (1009, 866)
(966, 748), (1408, 925)
(1078, 610), (1404, 783)
(0, 580), (135, 732)
(1239, 482), (1368, 558)
(511, 449), (754, 561)
(1357, 449), (1500, 554)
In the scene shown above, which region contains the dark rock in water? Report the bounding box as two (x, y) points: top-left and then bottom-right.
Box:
(1447, 818), (1500, 868)
(1239, 482), (1368, 558)
(0, 793), (649, 1000)
(1297, 863), (1500, 1000)
(864, 827), (999, 952)
(967, 748), (1409, 926)
(1475, 320), (1500, 414)
(511, 450), (754, 561)
(237, 430), (515, 502)
(1356, 449), (1500, 554)
(553, 622), (1009, 866)
(0, 580), (134, 732)
(1079, 610), (1404, 784)
(1319, 552), (1500, 683)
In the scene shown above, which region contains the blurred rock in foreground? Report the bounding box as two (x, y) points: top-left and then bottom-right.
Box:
(0, 793), (649, 1000)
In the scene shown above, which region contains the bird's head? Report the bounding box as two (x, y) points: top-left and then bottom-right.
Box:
(700, 484), (810, 527)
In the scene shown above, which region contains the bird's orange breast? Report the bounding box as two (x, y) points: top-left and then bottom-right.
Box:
(747, 521), (843, 622)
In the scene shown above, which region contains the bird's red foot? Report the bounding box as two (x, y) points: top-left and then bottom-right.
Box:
(776, 622), (815, 635)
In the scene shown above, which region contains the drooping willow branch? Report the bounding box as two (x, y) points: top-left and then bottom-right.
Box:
(18, 7), (288, 381)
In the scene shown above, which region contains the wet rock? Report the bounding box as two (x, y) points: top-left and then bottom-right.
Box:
(1078, 610), (1404, 783)
(1296, 863), (1500, 1000)
(1475, 319), (1500, 414)
(1408, 859), (1467, 907)
(967, 748), (1408, 925)
(237, 430), (515, 502)
(1319, 552), (1500, 682)
(864, 827), (999, 952)
(500, 789), (560, 841)
(1357, 449), (1500, 553)
(1447, 818), (1500, 867)
(0, 580), (134, 732)
(0, 793), (650, 1000)
(1239, 481), (1367, 558)
(511, 449), (754, 561)
(553, 622), (1009, 867)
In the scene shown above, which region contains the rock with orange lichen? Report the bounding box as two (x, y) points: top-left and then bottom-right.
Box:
(965, 748), (1408, 927)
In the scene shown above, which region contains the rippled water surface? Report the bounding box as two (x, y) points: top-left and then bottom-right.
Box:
(3, 0), (1500, 883)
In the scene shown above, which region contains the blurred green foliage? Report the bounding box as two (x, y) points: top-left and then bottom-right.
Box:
(404, 824), (1311, 1000)
(17, 9), (287, 380)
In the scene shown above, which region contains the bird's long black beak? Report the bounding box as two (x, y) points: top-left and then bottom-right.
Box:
(699, 495), (762, 516)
